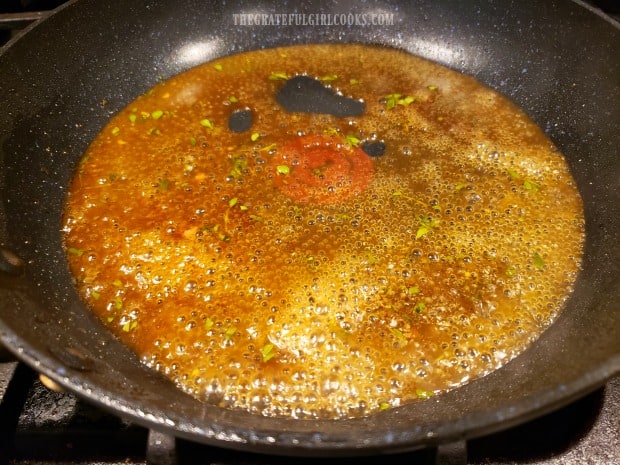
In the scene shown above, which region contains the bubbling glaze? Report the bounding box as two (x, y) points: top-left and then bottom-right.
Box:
(62, 44), (584, 419)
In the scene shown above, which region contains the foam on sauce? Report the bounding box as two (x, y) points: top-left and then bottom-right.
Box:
(62, 44), (584, 419)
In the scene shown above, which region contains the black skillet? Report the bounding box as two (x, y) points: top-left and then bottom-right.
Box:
(0, 0), (618, 457)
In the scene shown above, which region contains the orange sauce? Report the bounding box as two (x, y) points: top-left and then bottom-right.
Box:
(63, 44), (584, 419)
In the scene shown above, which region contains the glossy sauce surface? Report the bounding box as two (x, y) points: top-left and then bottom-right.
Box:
(63, 44), (584, 419)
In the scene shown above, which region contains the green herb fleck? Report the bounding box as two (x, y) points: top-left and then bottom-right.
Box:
(261, 343), (276, 362)
(523, 179), (539, 192)
(229, 96), (238, 103)
(383, 93), (416, 109)
(151, 110), (164, 120)
(379, 402), (391, 411)
(455, 182), (467, 191)
(414, 302), (426, 313)
(128, 114), (137, 123)
(67, 247), (84, 257)
(189, 137), (197, 146)
(268, 71), (289, 81)
(276, 165), (290, 175)
(229, 157), (248, 178)
(251, 132), (260, 142)
(508, 169), (520, 180)
(158, 178), (170, 190)
(533, 252), (545, 270)
(345, 134), (361, 147)
(320, 74), (338, 81)
(229, 197), (238, 207)
(122, 321), (138, 332)
(416, 216), (440, 239)
(407, 286), (420, 295)
(213, 63), (223, 71)
(200, 118), (214, 129)
(349, 78), (360, 85)
(390, 328), (406, 342)
(224, 326), (237, 339)
(91, 291), (101, 300)
(427, 85), (438, 91)
(111, 126), (120, 136)
(249, 214), (264, 222)
(205, 317), (214, 330)
(415, 388), (432, 398)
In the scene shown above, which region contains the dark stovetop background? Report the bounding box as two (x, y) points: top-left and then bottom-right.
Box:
(0, 361), (618, 464)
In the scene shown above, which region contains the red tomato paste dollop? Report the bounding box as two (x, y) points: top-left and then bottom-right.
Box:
(272, 135), (373, 204)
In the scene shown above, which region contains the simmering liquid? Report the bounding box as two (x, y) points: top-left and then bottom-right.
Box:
(63, 44), (584, 419)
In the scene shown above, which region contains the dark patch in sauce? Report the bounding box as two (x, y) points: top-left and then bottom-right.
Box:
(228, 108), (253, 133)
(361, 140), (386, 157)
(276, 75), (365, 118)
